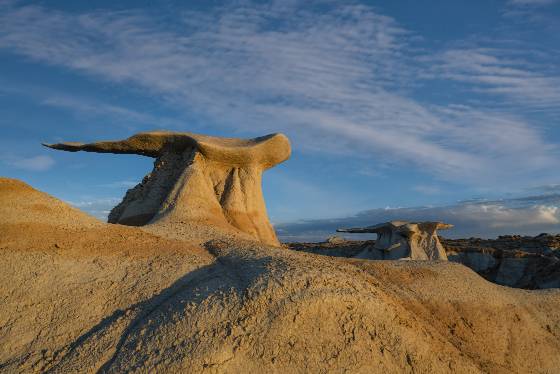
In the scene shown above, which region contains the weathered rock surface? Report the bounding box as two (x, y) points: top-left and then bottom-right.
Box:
(337, 221), (452, 260)
(446, 234), (560, 256)
(447, 250), (497, 273)
(2, 178), (560, 373)
(288, 235), (560, 289)
(444, 238), (560, 289)
(44, 131), (291, 246)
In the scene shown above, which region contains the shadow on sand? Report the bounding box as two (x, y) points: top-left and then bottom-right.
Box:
(45, 242), (273, 373)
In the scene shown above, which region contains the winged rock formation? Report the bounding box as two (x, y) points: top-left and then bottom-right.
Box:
(43, 131), (290, 246)
(338, 220), (452, 260)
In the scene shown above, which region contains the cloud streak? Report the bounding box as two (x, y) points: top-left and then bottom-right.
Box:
(0, 1), (558, 186)
(427, 47), (560, 110)
(68, 197), (121, 221)
(40, 94), (187, 130)
(1, 154), (55, 171)
(276, 194), (560, 242)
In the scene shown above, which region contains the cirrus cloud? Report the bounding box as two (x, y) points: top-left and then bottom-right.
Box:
(0, 1), (558, 186)
(276, 197), (560, 242)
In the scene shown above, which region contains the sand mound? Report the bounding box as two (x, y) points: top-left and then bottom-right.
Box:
(0, 179), (213, 372)
(0, 178), (100, 228)
(1, 180), (560, 373)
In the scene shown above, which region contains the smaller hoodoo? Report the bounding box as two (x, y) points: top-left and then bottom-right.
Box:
(337, 220), (453, 260)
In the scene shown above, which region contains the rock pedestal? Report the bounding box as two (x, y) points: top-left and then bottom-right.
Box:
(337, 220), (452, 260)
(44, 131), (291, 246)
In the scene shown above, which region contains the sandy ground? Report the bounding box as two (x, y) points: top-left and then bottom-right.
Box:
(1, 177), (560, 373)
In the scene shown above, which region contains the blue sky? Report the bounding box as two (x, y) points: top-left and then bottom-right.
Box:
(1, 0), (559, 240)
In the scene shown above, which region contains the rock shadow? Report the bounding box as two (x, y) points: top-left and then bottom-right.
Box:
(45, 243), (274, 373)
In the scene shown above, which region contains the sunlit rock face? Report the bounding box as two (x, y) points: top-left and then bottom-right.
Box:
(338, 221), (453, 260)
(44, 131), (291, 246)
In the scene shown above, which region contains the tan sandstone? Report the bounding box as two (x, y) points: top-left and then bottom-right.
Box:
(43, 131), (291, 246)
(1, 178), (560, 373)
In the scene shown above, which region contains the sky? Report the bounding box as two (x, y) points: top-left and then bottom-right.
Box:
(1, 0), (559, 241)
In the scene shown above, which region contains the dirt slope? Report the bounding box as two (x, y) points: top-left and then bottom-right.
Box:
(1, 178), (559, 373)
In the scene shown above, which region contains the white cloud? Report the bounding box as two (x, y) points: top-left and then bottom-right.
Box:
(2, 155), (55, 171)
(0, 1), (557, 186)
(276, 196), (560, 242)
(427, 48), (560, 109)
(41, 95), (186, 130)
(0, 84), (186, 130)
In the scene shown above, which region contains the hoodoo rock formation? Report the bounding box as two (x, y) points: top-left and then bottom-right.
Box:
(43, 131), (291, 246)
(337, 220), (452, 260)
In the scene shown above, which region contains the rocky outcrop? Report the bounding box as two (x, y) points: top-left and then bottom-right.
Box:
(43, 131), (291, 246)
(337, 221), (452, 260)
(444, 240), (560, 289)
(288, 235), (560, 289)
(446, 250), (497, 273)
(444, 234), (560, 256)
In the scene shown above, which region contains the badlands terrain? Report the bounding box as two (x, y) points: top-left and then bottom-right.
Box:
(1, 131), (560, 373)
(2, 179), (560, 373)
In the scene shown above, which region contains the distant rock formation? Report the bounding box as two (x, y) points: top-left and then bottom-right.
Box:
(44, 131), (291, 246)
(337, 220), (452, 260)
(287, 233), (560, 289)
(443, 236), (560, 288)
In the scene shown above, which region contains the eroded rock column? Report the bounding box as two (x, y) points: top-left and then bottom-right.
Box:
(44, 131), (291, 246)
(337, 220), (453, 260)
